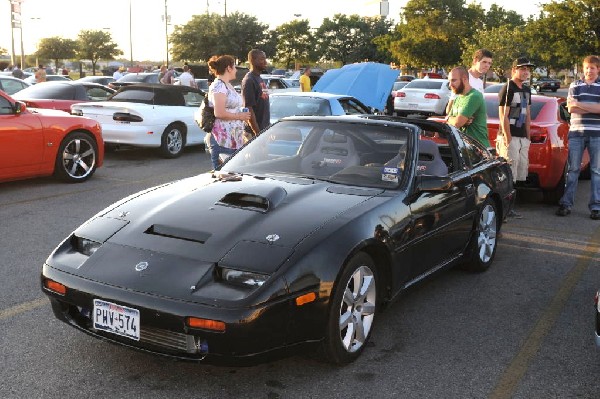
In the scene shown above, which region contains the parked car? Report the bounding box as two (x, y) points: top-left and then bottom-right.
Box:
(0, 90), (103, 183)
(0, 75), (30, 95)
(13, 81), (115, 113)
(394, 78), (452, 116)
(76, 75), (116, 88)
(484, 83), (539, 95)
(391, 80), (409, 97)
(41, 114), (514, 365)
(110, 72), (160, 90)
(71, 84), (205, 158)
(269, 92), (371, 124)
(23, 74), (72, 85)
(484, 93), (589, 203)
(533, 77), (561, 92)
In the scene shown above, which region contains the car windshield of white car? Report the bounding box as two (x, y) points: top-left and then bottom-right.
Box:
(221, 120), (412, 189)
(405, 81), (446, 90)
(270, 97), (332, 119)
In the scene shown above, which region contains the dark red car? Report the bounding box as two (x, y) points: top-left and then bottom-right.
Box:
(12, 81), (115, 113)
(0, 90), (104, 183)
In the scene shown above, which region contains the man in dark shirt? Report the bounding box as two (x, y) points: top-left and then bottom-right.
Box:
(242, 49), (270, 137)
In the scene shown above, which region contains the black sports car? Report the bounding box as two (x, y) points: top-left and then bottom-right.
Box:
(41, 115), (515, 365)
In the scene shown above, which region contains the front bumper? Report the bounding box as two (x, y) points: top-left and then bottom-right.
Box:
(41, 264), (317, 363)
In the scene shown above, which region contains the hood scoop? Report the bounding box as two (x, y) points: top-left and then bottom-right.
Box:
(216, 185), (287, 213)
(145, 224), (211, 244)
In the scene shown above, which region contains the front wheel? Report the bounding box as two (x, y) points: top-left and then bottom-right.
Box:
(159, 123), (185, 158)
(321, 252), (378, 364)
(54, 132), (98, 183)
(463, 198), (498, 272)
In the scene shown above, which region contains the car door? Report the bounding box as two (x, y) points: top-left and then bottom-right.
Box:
(0, 96), (45, 180)
(404, 133), (476, 280)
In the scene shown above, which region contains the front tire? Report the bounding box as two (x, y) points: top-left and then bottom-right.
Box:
(159, 123), (185, 158)
(54, 132), (98, 183)
(322, 252), (378, 364)
(463, 198), (498, 272)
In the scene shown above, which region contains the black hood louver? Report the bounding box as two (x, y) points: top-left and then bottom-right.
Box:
(216, 185), (287, 213)
(145, 224), (211, 244)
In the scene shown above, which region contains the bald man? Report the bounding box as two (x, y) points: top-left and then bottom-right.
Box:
(447, 66), (489, 147)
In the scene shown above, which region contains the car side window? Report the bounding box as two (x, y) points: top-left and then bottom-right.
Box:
(460, 136), (488, 167)
(87, 87), (112, 101)
(0, 96), (13, 115)
(183, 91), (203, 107)
(342, 99), (368, 115)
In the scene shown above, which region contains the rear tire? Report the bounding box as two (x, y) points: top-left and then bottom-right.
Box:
(542, 163), (567, 204)
(159, 123), (185, 158)
(462, 198), (498, 273)
(321, 252), (378, 364)
(54, 132), (98, 183)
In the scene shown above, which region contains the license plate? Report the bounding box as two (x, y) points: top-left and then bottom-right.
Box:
(93, 299), (140, 341)
(408, 103), (418, 109)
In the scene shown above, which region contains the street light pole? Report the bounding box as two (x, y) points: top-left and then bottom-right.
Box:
(129, 0), (133, 67)
(164, 0), (169, 67)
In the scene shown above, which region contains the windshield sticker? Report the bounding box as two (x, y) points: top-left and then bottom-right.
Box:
(382, 167), (399, 183)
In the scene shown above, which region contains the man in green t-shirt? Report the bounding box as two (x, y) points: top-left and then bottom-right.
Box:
(447, 66), (489, 147)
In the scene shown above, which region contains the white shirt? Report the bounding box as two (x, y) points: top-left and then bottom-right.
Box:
(113, 71), (124, 80)
(178, 71), (196, 87)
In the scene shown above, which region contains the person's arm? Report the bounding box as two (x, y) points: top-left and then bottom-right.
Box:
(498, 84), (512, 144)
(568, 100), (600, 114)
(447, 114), (469, 128)
(212, 91), (250, 121)
(445, 98), (454, 116)
(242, 79), (261, 135)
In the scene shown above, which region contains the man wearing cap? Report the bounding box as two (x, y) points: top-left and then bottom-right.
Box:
(556, 55), (600, 220)
(499, 57), (534, 183)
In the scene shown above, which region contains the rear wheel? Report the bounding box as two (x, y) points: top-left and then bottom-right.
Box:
(322, 252), (378, 364)
(463, 198), (498, 272)
(54, 132), (98, 183)
(159, 123), (185, 158)
(542, 163), (567, 204)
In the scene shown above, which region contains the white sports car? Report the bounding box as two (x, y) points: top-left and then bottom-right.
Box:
(71, 84), (205, 158)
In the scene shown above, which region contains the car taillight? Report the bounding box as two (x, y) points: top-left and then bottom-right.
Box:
(530, 127), (548, 144)
(424, 93), (440, 99)
(395, 92), (406, 98)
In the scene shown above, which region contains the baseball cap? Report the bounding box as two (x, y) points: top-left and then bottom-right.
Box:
(512, 57), (536, 68)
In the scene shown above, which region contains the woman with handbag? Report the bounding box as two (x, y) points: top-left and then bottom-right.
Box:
(205, 55), (251, 170)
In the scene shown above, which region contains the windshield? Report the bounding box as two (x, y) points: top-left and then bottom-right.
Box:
(270, 96), (332, 120)
(485, 98), (545, 120)
(221, 120), (413, 189)
(405, 80), (448, 90)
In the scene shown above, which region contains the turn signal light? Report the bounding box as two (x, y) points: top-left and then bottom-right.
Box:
(424, 93), (441, 99)
(44, 279), (67, 295)
(295, 292), (316, 306)
(186, 317), (226, 332)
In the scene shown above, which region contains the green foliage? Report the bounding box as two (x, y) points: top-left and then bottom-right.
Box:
(274, 19), (314, 69)
(315, 14), (392, 65)
(76, 30), (122, 75)
(170, 12), (269, 63)
(526, 0), (599, 72)
(36, 37), (77, 70)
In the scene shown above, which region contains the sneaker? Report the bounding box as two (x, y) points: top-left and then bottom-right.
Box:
(591, 210), (600, 220)
(556, 205), (571, 217)
(507, 209), (522, 219)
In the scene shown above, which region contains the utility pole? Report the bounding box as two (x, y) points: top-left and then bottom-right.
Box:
(164, 0), (169, 66)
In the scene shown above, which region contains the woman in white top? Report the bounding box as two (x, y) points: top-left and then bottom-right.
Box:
(206, 55), (251, 169)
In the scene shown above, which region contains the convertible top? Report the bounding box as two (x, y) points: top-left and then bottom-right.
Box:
(109, 83), (204, 106)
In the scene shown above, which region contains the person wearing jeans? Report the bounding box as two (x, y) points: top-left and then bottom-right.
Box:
(557, 55), (600, 220)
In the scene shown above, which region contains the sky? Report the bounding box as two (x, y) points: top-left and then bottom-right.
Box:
(2, 0), (545, 64)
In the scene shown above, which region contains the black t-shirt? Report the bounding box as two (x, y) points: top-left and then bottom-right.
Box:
(242, 71), (270, 132)
(498, 81), (532, 138)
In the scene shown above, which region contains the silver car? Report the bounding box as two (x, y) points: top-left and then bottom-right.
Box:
(393, 78), (451, 117)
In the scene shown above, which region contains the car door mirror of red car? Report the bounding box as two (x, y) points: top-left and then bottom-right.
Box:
(559, 101), (571, 123)
(14, 101), (26, 115)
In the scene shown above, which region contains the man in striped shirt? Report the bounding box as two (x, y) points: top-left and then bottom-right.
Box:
(556, 55), (600, 220)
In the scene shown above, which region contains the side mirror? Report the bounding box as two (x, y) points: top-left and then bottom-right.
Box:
(14, 101), (26, 115)
(416, 175), (453, 192)
(559, 101), (571, 123)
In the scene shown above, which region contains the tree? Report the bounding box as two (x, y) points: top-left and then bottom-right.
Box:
(75, 30), (122, 75)
(526, 0), (600, 73)
(36, 37), (77, 70)
(483, 4), (524, 30)
(381, 0), (485, 70)
(274, 19), (314, 69)
(170, 12), (269, 63)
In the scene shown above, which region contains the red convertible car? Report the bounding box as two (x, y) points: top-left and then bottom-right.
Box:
(484, 93), (589, 203)
(0, 90), (104, 183)
(12, 81), (115, 113)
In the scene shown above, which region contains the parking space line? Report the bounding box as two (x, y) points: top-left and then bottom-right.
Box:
(489, 227), (600, 399)
(0, 298), (47, 321)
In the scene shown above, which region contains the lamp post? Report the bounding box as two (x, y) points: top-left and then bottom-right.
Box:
(163, 0), (169, 66)
(129, 0), (133, 67)
(30, 17), (41, 68)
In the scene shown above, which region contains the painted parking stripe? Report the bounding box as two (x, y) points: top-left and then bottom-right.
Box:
(0, 298), (47, 321)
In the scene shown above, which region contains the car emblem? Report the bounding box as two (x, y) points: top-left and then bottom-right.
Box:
(266, 234), (280, 243)
(135, 262), (148, 272)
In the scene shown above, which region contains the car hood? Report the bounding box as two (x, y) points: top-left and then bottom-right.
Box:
(48, 173), (381, 302)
